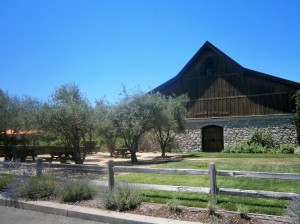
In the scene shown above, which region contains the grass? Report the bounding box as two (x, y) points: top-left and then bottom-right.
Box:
(115, 152), (300, 215)
(158, 152), (300, 172)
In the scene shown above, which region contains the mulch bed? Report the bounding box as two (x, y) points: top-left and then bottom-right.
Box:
(69, 199), (291, 224)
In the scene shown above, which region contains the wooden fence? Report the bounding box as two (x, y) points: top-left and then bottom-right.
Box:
(102, 160), (300, 201)
(2, 160), (300, 201)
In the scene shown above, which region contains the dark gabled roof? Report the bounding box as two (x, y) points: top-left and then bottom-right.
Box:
(152, 41), (300, 92)
(244, 68), (300, 88)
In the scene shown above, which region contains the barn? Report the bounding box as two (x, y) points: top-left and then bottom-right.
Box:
(152, 41), (300, 152)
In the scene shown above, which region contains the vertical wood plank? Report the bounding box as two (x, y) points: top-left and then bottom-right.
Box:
(36, 158), (43, 176)
(209, 162), (217, 203)
(108, 160), (115, 191)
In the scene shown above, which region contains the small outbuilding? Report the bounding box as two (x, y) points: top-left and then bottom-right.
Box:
(152, 41), (300, 152)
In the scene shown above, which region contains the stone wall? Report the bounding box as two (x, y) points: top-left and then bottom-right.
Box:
(175, 114), (297, 152)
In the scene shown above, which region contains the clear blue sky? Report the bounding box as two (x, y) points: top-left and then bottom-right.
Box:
(1, 0), (300, 103)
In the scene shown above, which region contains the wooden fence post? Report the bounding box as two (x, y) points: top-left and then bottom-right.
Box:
(108, 160), (115, 191)
(36, 158), (43, 176)
(209, 162), (217, 203)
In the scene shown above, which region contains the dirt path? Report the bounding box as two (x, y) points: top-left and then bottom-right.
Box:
(32, 151), (185, 167)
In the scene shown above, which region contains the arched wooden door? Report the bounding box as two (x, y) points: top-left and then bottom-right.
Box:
(202, 126), (224, 152)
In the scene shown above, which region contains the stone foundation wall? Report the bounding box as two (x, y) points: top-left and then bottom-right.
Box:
(175, 114), (297, 152)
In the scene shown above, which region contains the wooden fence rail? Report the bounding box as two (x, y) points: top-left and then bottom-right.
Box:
(107, 160), (300, 201)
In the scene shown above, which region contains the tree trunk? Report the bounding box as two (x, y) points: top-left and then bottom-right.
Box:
(72, 127), (85, 164)
(73, 151), (84, 164)
(107, 141), (115, 157)
(161, 148), (166, 157)
(130, 151), (138, 163)
(129, 137), (140, 163)
(160, 141), (167, 157)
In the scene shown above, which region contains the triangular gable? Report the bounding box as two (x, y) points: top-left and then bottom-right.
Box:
(153, 41), (300, 93)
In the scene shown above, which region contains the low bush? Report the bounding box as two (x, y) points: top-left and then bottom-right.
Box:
(15, 175), (57, 199)
(279, 144), (296, 154)
(207, 198), (218, 216)
(167, 196), (181, 213)
(236, 204), (249, 219)
(0, 174), (15, 191)
(59, 181), (98, 202)
(223, 143), (297, 154)
(248, 129), (275, 148)
(223, 143), (269, 153)
(100, 184), (143, 211)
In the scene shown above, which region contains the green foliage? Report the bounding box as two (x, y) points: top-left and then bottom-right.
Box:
(100, 184), (143, 211)
(223, 143), (296, 154)
(151, 93), (189, 157)
(167, 196), (181, 212)
(113, 89), (166, 162)
(93, 100), (119, 156)
(37, 83), (93, 164)
(207, 198), (217, 215)
(0, 174), (15, 191)
(223, 143), (269, 153)
(294, 90), (300, 144)
(248, 129), (275, 148)
(15, 175), (57, 199)
(236, 204), (249, 219)
(59, 181), (98, 202)
(279, 144), (296, 154)
(0, 89), (40, 160)
(223, 129), (296, 154)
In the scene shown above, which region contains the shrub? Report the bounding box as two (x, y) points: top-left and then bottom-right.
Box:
(236, 204), (249, 219)
(279, 144), (296, 154)
(293, 90), (300, 144)
(100, 184), (143, 211)
(170, 148), (184, 153)
(15, 175), (57, 199)
(285, 195), (300, 224)
(248, 129), (275, 148)
(223, 143), (269, 153)
(207, 198), (217, 216)
(60, 181), (98, 202)
(0, 174), (15, 191)
(167, 196), (181, 213)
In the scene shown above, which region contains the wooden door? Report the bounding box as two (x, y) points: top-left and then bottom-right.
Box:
(202, 126), (224, 152)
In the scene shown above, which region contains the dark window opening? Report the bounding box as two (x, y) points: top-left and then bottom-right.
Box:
(205, 57), (214, 75)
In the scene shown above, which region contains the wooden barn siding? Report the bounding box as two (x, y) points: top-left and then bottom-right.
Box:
(168, 69), (295, 118)
(186, 93), (294, 118)
(156, 48), (298, 118)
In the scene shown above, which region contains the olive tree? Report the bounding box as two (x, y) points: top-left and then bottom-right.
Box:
(0, 90), (11, 160)
(37, 83), (93, 164)
(0, 90), (40, 161)
(94, 99), (119, 157)
(152, 93), (188, 157)
(113, 90), (161, 163)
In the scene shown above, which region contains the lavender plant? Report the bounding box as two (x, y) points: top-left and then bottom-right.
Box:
(2, 161), (58, 200)
(3, 167), (33, 201)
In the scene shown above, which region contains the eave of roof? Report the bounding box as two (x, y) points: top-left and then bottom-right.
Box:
(244, 68), (300, 88)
